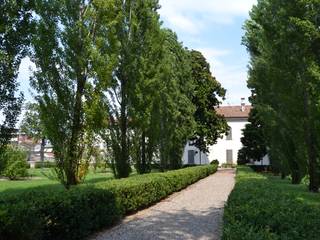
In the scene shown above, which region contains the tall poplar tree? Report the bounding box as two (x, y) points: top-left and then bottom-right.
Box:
(102, 0), (162, 178)
(0, 0), (32, 153)
(156, 29), (196, 170)
(188, 50), (228, 156)
(244, 0), (320, 190)
(31, 0), (119, 188)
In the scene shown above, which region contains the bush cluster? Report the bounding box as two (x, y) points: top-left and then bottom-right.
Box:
(210, 159), (219, 165)
(0, 165), (217, 240)
(97, 165), (217, 214)
(34, 161), (56, 169)
(0, 145), (28, 179)
(222, 167), (320, 240)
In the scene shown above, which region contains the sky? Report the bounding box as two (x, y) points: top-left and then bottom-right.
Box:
(17, 0), (256, 106)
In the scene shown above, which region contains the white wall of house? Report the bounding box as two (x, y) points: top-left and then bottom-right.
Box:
(182, 118), (249, 165)
(252, 155), (270, 166)
(208, 118), (248, 165)
(182, 142), (209, 165)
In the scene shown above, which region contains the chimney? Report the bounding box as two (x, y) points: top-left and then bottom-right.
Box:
(241, 98), (246, 112)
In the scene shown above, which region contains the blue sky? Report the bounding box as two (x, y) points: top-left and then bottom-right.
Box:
(159, 0), (256, 105)
(17, 0), (256, 106)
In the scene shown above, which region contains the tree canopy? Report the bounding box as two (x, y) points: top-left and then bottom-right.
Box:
(1, 0), (227, 188)
(0, 0), (33, 153)
(243, 0), (320, 191)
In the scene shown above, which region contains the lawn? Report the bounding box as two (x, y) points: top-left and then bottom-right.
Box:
(222, 166), (320, 240)
(0, 168), (115, 195)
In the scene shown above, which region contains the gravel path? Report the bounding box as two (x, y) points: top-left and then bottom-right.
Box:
(91, 168), (236, 240)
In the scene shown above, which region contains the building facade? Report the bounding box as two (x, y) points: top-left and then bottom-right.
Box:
(182, 104), (264, 165)
(208, 105), (251, 165)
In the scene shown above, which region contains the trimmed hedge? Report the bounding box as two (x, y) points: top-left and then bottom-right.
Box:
(0, 164), (217, 240)
(34, 161), (56, 168)
(96, 165), (217, 214)
(222, 167), (320, 240)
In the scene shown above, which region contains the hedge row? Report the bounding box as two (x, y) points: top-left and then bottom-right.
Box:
(222, 167), (320, 240)
(0, 164), (217, 240)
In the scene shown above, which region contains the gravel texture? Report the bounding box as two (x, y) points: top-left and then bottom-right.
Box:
(91, 168), (236, 240)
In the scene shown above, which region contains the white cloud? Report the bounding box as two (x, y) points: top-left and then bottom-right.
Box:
(159, 0), (256, 34)
(196, 47), (231, 68)
(159, 0), (255, 105)
(195, 47), (250, 105)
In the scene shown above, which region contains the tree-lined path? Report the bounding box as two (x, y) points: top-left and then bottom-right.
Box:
(92, 169), (236, 240)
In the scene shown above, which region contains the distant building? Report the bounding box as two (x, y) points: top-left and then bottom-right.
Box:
(182, 100), (269, 165)
(11, 132), (54, 166)
(208, 104), (252, 165)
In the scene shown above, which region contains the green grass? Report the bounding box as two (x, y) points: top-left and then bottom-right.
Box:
(0, 168), (115, 195)
(222, 166), (320, 240)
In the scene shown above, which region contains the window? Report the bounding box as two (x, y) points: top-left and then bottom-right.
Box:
(226, 127), (232, 140)
(226, 149), (233, 164)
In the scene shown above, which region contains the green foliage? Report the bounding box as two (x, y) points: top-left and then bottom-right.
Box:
(156, 29), (196, 170)
(188, 50), (228, 153)
(221, 163), (236, 169)
(0, 187), (120, 240)
(243, 0), (320, 190)
(97, 165), (218, 213)
(34, 161), (56, 169)
(0, 0), (32, 152)
(31, 0), (119, 187)
(222, 167), (320, 240)
(102, 0), (163, 177)
(238, 108), (267, 165)
(0, 165), (217, 240)
(0, 145), (28, 180)
(20, 102), (43, 141)
(211, 159), (219, 165)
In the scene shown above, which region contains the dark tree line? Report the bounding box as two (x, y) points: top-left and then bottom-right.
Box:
(242, 0), (320, 192)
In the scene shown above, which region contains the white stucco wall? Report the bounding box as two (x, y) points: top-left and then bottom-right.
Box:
(182, 118), (248, 165)
(252, 154), (270, 166)
(182, 142), (209, 165)
(208, 118), (248, 164)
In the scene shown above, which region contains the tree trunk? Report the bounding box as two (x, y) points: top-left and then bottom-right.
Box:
(40, 138), (45, 163)
(65, 74), (86, 188)
(146, 135), (154, 173)
(303, 88), (319, 192)
(117, 77), (130, 178)
(140, 131), (146, 173)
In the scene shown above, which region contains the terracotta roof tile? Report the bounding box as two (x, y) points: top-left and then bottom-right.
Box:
(215, 105), (252, 118)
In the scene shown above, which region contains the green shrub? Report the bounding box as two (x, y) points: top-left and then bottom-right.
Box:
(0, 164), (218, 240)
(0, 187), (120, 240)
(96, 165), (218, 214)
(221, 163), (236, 168)
(1, 145), (28, 180)
(222, 167), (320, 240)
(35, 161), (56, 168)
(211, 159), (219, 165)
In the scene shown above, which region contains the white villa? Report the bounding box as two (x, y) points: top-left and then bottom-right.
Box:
(182, 101), (269, 166)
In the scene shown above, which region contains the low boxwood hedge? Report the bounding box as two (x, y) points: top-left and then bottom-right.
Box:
(222, 166), (320, 240)
(0, 164), (217, 240)
(34, 161), (56, 169)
